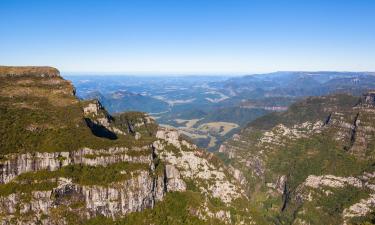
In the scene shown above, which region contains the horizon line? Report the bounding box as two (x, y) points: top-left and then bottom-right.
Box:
(62, 70), (375, 76)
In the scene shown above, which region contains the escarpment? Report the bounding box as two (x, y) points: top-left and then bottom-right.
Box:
(219, 92), (375, 224)
(0, 147), (153, 184)
(4, 66), (375, 224)
(0, 67), (249, 224)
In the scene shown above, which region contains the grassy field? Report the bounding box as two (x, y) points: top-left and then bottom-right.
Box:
(197, 122), (239, 136)
(160, 120), (239, 150)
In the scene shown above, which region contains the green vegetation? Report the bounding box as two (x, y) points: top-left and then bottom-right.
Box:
(350, 212), (375, 225)
(91, 91), (170, 114)
(266, 134), (369, 189)
(0, 98), (155, 154)
(113, 111), (158, 136)
(163, 142), (183, 157)
(83, 149), (151, 159)
(0, 162), (149, 196)
(261, 133), (372, 224)
(215, 152), (232, 165)
(0, 76), (156, 155)
(195, 107), (268, 128)
(0, 180), (57, 197)
(289, 186), (372, 224)
(57, 162), (149, 186)
(219, 92), (375, 224)
(250, 93), (359, 130)
(83, 192), (224, 225)
(3, 71), (375, 224)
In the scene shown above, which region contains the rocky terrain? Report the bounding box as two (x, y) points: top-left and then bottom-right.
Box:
(219, 91), (375, 224)
(2, 66), (375, 224)
(69, 71), (375, 151)
(0, 66), (249, 225)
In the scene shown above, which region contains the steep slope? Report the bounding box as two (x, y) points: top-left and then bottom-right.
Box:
(219, 92), (375, 224)
(0, 66), (249, 225)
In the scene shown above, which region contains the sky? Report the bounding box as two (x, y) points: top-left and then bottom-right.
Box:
(0, 0), (374, 75)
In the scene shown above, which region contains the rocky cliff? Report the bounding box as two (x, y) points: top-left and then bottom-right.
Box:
(0, 67), (248, 224)
(219, 92), (375, 224)
(6, 66), (374, 224)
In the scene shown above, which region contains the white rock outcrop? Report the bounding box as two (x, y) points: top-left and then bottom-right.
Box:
(304, 175), (362, 189)
(155, 128), (243, 204)
(343, 194), (375, 224)
(165, 164), (186, 192)
(0, 147), (153, 184)
(0, 171), (166, 223)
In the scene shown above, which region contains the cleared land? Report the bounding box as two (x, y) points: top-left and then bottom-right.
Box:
(161, 120), (239, 150)
(174, 118), (201, 128)
(197, 122), (239, 136)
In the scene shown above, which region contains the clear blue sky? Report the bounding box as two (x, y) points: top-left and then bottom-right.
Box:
(0, 0), (374, 74)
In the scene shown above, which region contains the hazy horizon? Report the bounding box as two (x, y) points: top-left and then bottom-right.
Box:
(61, 70), (375, 77)
(1, 0), (374, 74)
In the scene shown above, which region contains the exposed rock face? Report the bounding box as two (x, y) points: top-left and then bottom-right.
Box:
(154, 128), (244, 204)
(196, 201), (233, 224)
(0, 66), (249, 224)
(0, 127), (245, 224)
(0, 143), (169, 224)
(304, 175), (363, 189)
(343, 194), (375, 224)
(82, 100), (122, 137)
(358, 91), (375, 108)
(0, 151), (70, 184)
(0, 171), (166, 224)
(82, 100), (157, 139)
(259, 121), (324, 149)
(165, 165), (186, 192)
(0, 147), (152, 184)
(156, 128), (196, 150)
(228, 166), (247, 185)
(81, 170), (164, 217)
(0, 66), (243, 225)
(156, 129), (181, 148)
(297, 172), (375, 225)
(83, 101), (102, 115)
(218, 144), (236, 159)
(134, 132), (141, 140)
(267, 175), (287, 194)
(218, 93), (375, 224)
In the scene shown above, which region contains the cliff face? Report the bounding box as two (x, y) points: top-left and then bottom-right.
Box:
(5, 66), (375, 224)
(0, 171), (165, 222)
(358, 91), (375, 108)
(0, 147), (153, 184)
(219, 93), (375, 224)
(0, 67), (247, 225)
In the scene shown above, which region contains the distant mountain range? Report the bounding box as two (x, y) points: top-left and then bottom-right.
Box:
(2, 66), (375, 224)
(214, 71), (375, 98)
(0, 66), (249, 224)
(80, 90), (170, 113)
(67, 71), (375, 150)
